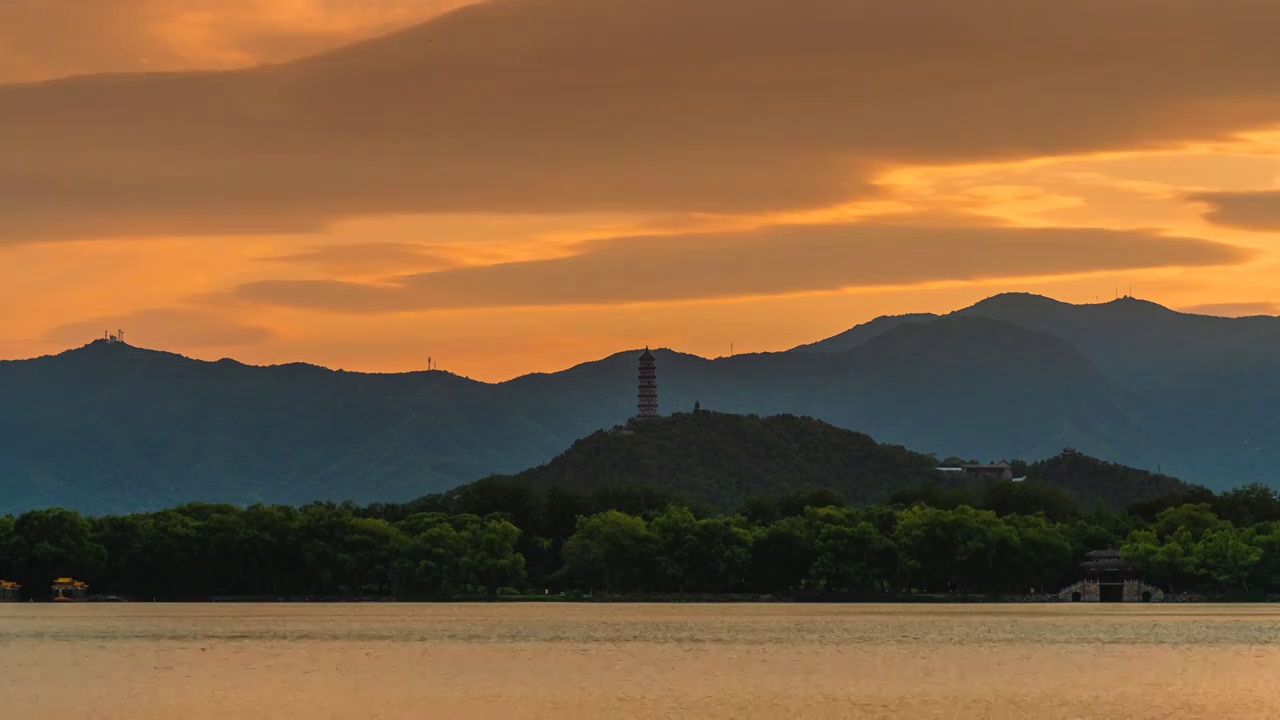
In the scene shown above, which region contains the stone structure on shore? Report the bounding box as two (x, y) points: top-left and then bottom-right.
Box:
(1059, 549), (1164, 602)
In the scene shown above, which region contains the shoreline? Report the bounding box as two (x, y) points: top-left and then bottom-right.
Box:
(10, 591), (1262, 604)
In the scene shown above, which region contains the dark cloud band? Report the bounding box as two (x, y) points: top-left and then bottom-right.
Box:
(4, 0), (1280, 241)
(1192, 191), (1280, 231)
(229, 223), (1251, 312)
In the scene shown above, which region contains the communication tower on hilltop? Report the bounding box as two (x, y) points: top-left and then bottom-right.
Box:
(637, 348), (658, 419)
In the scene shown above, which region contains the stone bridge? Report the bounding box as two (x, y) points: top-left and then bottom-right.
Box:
(1058, 579), (1165, 603)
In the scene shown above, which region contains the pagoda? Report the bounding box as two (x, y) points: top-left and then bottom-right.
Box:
(636, 348), (658, 419)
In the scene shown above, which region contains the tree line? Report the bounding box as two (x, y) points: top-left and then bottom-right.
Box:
(2, 478), (1280, 599)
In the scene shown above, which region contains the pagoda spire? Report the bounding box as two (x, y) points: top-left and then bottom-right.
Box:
(637, 348), (657, 418)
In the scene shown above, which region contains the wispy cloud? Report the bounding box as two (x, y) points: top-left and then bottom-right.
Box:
(228, 223), (1251, 312)
(1180, 301), (1279, 317)
(0, 0), (476, 83)
(44, 309), (276, 347)
(259, 242), (453, 276)
(1191, 191), (1280, 231)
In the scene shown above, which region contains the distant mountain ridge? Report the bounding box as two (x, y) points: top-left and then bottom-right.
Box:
(788, 312), (939, 353)
(2, 292), (1279, 513)
(794, 293), (1280, 488)
(798, 292), (1280, 389)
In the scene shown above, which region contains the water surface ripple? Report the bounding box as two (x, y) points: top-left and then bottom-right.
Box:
(2, 604), (1277, 718)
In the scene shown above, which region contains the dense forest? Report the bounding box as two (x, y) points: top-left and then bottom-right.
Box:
(3, 477), (1279, 600)
(484, 411), (1189, 512)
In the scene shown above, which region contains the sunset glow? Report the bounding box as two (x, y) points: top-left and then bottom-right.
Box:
(3, 0), (1279, 381)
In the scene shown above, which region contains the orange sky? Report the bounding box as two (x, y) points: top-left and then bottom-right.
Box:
(2, 0), (1279, 381)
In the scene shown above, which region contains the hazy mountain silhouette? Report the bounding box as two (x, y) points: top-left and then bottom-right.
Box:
(952, 292), (1280, 391)
(1, 293), (1276, 513)
(796, 292), (1280, 486)
(788, 313), (939, 353)
(797, 292), (1280, 387)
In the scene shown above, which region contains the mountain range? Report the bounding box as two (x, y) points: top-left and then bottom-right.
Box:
(2, 292), (1277, 514)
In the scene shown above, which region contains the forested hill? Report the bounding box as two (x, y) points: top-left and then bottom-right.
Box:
(491, 411), (941, 510)
(471, 411), (1193, 513)
(1027, 449), (1191, 511)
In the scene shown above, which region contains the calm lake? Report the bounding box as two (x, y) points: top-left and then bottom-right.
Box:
(2, 603), (1278, 718)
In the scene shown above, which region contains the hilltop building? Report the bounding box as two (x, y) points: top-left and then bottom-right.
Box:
(936, 461), (1015, 480)
(636, 348), (658, 419)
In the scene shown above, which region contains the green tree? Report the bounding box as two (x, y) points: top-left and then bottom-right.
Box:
(1121, 528), (1194, 593)
(559, 510), (658, 593)
(135, 510), (203, 596)
(13, 508), (107, 590)
(1191, 527), (1262, 592)
(1213, 484), (1280, 527)
(0, 515), (23, 582)
(396, 513), (465, 595)
(805, 507), (891, 594)
(650, 507), (753, 593)
(456, 517), (527, 595)
(750, 516), (818, 593)
(895, 505), (1011, 594)
(981, 481), (1078, 521)
(1006, 515), (1074, 593)
(742, 489), (846, 526)
(1154, 504), (1223, 542)
(1249, 524), (1280, 592)
(888, 482), (976, 511)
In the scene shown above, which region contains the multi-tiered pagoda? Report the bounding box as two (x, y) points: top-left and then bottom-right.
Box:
(637, 348), (658, 419)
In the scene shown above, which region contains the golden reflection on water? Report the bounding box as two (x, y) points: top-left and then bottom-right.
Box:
(2, 604), (1278, 719)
